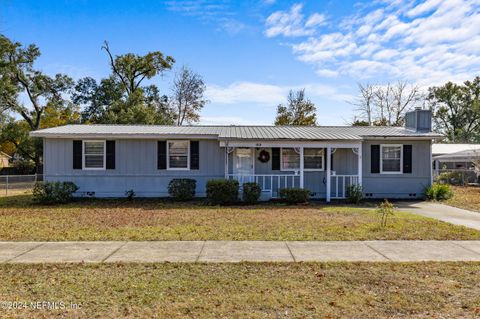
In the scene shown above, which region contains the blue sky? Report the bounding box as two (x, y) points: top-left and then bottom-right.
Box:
(1, 0), (479, 125)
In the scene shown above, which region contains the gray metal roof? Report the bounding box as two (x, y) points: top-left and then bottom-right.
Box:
(30, 124), (443, 140)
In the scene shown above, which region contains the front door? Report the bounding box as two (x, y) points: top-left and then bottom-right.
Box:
(233, 148), (254, 176)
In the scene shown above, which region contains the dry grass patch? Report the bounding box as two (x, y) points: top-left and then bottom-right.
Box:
(446, 186), (480, 212)
(0, 262), (479, 318)
(0, 195), (479, 241)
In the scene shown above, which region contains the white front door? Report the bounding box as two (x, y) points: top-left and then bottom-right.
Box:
(233, 148), (254, 176)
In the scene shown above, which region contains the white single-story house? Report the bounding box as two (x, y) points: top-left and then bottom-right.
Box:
(432, 143), (480, 183)
(30, 109), (442, 201)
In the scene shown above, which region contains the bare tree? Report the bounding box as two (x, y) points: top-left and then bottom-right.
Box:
(351, 81), (423, 126)
(171, 66), (208, 125)
(351, 83), (375, 125)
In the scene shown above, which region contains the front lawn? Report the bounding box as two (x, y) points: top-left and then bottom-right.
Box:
(1, 195), (479, 241)
(0, 262), (479, 318)
(446, 186), (480, 212)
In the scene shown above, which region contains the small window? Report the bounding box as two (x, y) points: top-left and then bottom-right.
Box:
(83, 141), (105, 170)
(168, 140), (189, 170)
(281, 148), (300, 170)
(381, 145), (402, 173)
(304, 148), (324, 170)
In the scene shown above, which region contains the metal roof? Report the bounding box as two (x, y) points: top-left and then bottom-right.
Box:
(30, 124), (442, 140)
(432, 143), (480, 155)
(433, 149), (480, 160)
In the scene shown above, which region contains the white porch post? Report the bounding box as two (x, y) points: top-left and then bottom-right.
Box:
(300, 147), (304, 188)
(224, 144), (229, 179)
(357, 143), (363, 186)
(326, 146), (331, 202)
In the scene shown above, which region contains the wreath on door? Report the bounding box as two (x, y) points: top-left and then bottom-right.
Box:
(258, 149), (270, 163)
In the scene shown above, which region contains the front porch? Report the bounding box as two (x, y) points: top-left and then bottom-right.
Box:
(221, 141), (363, 202)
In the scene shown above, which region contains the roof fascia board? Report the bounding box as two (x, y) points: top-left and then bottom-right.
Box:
(219, 140), (362, 148)
(29, 133), (220, 140)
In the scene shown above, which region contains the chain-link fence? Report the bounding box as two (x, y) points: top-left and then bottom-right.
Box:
(0, 174), (43, 196)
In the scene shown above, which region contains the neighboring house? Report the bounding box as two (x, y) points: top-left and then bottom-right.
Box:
(30, 109), (441, 201)
(0, 152), (11, 168)
(432, 144), (480, 183)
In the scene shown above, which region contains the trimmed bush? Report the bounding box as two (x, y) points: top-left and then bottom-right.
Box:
(346, 184), (363, 204)
(242, 182), (261, 204)
(424, 183), (453, 201)
(168, 178), (196, 201)
(206, 179), (239, 205)
(33, 181), (78, 204)
(279, 188), (310, 204)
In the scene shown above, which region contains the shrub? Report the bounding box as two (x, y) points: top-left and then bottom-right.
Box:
(168, 178), (196, 201)
(206, 179), (239, 205)
(377, 199), (395, 227)
(33, 181), (78, 204)
(242, 182), (261, 204)
(346, 184), (363, 204)
(125, 189), (136, 201)
(13, 159), (35, 174)
(279, 188), (310, 204)
(424, 183), (453, 200)
(436, 171), (467, 185)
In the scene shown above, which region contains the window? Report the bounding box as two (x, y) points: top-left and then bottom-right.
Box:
(381, 145), (402, 173)
(83, 141), (105, 170)
(281, 148), (300, 170)
(167, 140), (189, 170)
(304, 148), (324, 170)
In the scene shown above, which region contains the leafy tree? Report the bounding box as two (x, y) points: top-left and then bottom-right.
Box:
(428, 76), (480, 143)
(171, 66), (208, 125)
(0, 35), (79, 168)
(274, 89), (317, 126)
(73, 42), (176, 125)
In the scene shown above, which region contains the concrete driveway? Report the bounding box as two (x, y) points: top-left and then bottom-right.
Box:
(396, 201), (480, 230)
(1, 240), (480, 263)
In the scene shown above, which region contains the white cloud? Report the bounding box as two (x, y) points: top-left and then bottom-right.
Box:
(305, 13), (327, 28)
(264, 3), (327, 37)
(276, 0), (480, 85)
(206, 81), (350, 105)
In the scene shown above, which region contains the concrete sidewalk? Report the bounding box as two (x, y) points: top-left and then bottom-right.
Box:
(1, 241), (480, 263)
(396, 201), (480, 230)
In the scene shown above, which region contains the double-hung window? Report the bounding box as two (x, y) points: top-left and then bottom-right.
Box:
(380, 145), (402, 173)
(83, 141), (105, 170)
(304, 148), (324, 170)
(167, 140), (189, 170)
(281, 148), (300, 170)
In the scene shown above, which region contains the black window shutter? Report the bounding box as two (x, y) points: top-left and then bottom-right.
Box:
(403, 145), (412, 173)
(106, 140), (115, 169)
(157, 141), (167, 170)
(73, 140), (82, 169)
(272, 148), (280, 170)
(371, 145), (380, 173)
(190, 141), (199, 170)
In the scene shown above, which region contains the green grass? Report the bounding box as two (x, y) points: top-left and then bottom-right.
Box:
(0, 195), (479, 241)
(0, 262), (479, 318)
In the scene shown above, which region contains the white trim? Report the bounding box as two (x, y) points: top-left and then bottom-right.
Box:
(280, 147), (300, 172)
(220, 141), (362, 148)
(358, 144), (363, 186)
(82, 140), (106, 170)
(380, 144), (403, 174)
(166, 140), (190, 171)
(326, 147), (331, 202)
(299, 147), (304, 188)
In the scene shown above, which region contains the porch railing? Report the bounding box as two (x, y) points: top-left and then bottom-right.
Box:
(330, 175), (359, 199)
(227, 174), (299, 198)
